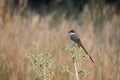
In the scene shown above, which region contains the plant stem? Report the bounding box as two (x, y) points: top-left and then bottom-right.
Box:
(43, 60), (46, 80)
(66, 70), (75, 76)
(74, 62), (79, 80)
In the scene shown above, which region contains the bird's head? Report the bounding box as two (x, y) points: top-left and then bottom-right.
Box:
(68, 30), (75, 33)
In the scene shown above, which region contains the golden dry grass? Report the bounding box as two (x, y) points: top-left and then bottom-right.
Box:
(0, 7), (120, 80)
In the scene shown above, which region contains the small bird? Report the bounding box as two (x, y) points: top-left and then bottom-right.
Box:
(68, 30), (94, 63)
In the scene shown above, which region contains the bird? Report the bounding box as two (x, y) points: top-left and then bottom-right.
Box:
(68, 29), (94, 63)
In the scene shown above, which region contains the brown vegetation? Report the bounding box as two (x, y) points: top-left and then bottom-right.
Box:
(0, 1), (120, 80)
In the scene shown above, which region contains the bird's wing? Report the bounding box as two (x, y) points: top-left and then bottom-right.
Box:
(70, 34), (81, 44)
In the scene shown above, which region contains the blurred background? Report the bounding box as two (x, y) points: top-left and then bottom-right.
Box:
(0, 0), (120, 80)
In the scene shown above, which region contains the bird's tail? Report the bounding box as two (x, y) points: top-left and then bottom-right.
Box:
(80, 44), (94, 63)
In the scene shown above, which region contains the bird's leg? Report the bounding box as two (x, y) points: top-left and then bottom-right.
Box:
(77, 44), (80, 48)
(71, 43), (76, 47)
(71, 43), (79, 49)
